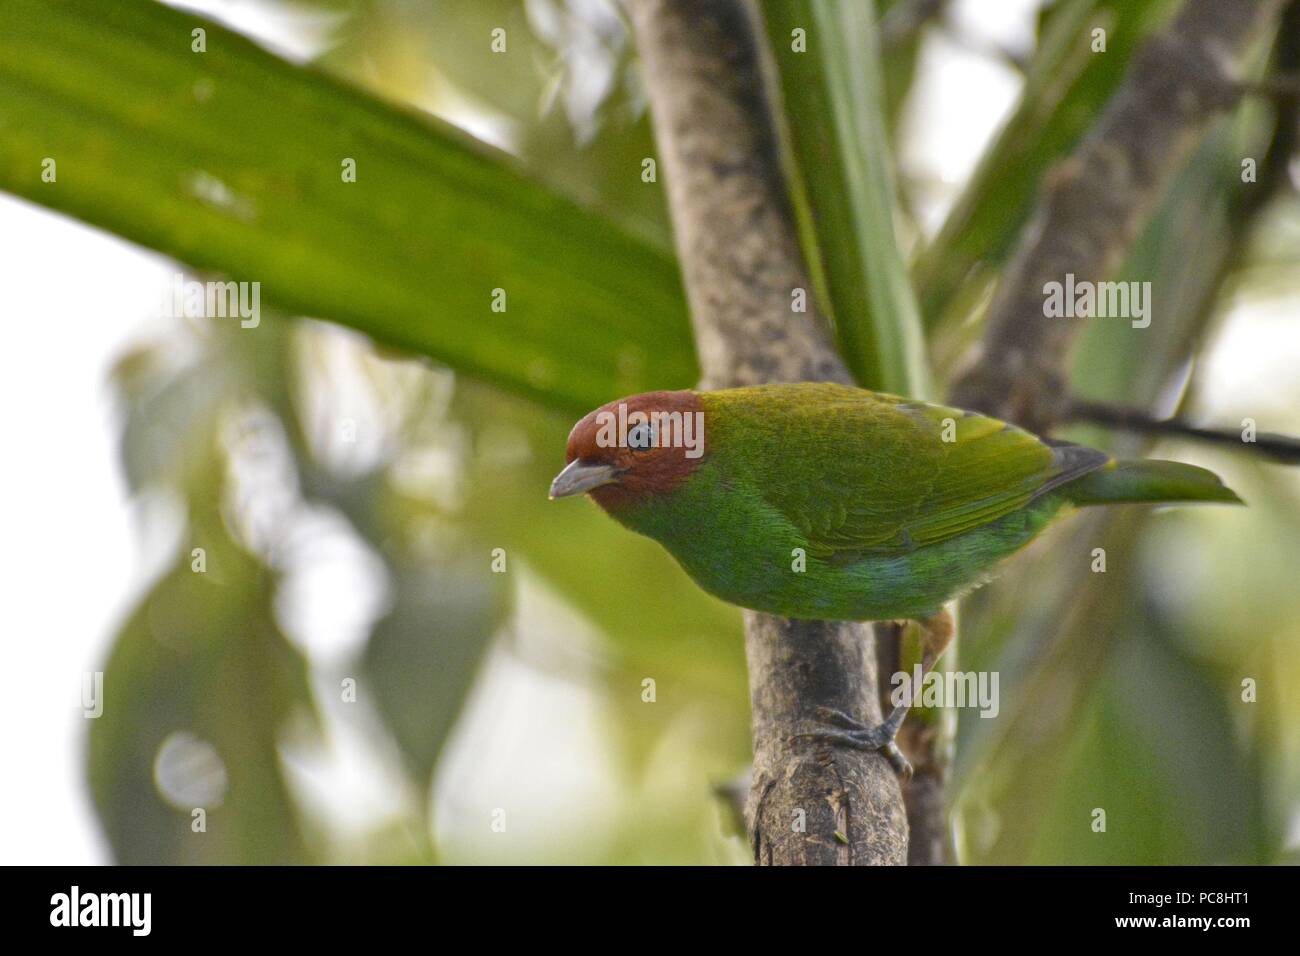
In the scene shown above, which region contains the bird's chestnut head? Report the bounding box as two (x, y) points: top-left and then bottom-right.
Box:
(549, 390), (707, 511)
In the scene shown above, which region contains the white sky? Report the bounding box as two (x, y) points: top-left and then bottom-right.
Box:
(0, 197), (168, 863)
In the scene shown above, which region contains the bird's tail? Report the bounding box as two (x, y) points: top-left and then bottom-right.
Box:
(1063, 459), (1243, 507)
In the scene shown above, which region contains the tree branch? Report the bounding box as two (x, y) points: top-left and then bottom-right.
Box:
(949, 0), (1286, 430)
(1066, 398), (1300, 463)
(626, 0), (907, 865)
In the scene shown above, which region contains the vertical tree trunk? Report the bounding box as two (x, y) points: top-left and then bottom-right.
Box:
(626, 0), (907, 865)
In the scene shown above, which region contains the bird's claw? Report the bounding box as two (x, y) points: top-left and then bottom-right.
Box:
(880, 740), (914, 783)
(795, 707), (914, 782)
(810, 705), (865, 729)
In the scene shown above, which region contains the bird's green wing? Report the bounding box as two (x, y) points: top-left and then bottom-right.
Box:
(894, 401), (1107, 549)
(705, 383), (1105, 559)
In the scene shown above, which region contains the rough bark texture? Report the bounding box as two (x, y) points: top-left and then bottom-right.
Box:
(626, 0), (907, 865)
(949, 0), (1285, 430)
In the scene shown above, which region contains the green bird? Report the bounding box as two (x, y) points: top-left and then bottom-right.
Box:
(549, 382), (1241, 773)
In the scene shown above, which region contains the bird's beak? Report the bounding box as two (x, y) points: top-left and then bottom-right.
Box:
(549, 459), (619, 499)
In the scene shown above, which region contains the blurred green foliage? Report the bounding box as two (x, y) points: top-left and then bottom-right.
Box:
(762, 0), (931, 395)
(0, 0), (694, 414)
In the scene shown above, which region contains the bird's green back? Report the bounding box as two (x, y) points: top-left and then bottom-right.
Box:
(698, 383), (1105, 562)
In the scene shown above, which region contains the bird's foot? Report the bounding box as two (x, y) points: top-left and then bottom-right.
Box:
(795, 706), (914, 783)
(789, 610), (955, 785)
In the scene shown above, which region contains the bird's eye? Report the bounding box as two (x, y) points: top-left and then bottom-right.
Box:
(627, 422), (655, 450)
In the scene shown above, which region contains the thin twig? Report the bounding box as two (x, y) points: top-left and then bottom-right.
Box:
(1067, 398), (1300, 463)
(1236, 73), (1300, 98)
